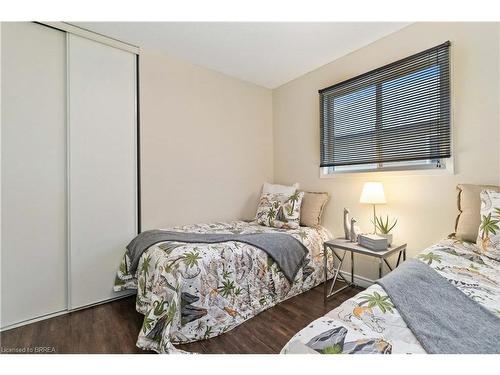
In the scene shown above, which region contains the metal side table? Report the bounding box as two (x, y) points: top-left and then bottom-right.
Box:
(323, 238), (407, 302)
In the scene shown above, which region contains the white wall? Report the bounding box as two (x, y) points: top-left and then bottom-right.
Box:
(140, 50), (273, 230)
(273, 22), (500, 280)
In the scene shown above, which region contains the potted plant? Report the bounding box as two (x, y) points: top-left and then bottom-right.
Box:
(373, 215), (398, 246)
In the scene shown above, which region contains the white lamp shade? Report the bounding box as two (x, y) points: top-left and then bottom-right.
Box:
(360, 182), (386, 204)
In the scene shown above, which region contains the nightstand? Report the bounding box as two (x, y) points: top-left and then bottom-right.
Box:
(323, 238), (407, 302)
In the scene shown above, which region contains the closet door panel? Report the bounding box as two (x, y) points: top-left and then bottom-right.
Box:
(68, 35), (137, 309)
(1, 22), (67, 328)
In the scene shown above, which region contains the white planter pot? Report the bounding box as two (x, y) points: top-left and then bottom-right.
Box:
(378, 233), (393, 246)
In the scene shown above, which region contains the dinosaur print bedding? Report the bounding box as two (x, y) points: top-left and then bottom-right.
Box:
(114, 220), (331, 353)
(281, 238), (500, 354)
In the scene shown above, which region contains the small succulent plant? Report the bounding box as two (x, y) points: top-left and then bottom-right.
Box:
(372, 215), (398, 234)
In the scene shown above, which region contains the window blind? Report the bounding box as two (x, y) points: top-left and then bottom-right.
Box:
(319, 41), (451, 168)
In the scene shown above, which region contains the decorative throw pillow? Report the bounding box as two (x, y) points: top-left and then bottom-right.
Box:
(476, 190), (500, 261)
(454, 184), (500, 243)
(299, 191), (330, 227)
(255, 191), (304, 229)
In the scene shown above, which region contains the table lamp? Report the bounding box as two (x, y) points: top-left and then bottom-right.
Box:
(360, 182), (386, 233)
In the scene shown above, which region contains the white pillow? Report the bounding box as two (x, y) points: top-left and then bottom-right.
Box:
(262, 182), (299, 196)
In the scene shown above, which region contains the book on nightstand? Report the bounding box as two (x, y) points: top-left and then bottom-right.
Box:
(358, 234), (388, 251)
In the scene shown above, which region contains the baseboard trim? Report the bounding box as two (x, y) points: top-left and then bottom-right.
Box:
(0, 292), (136, 332)
(68, 291), (136, 313)
(338, 270), (375, 289)
(0, 310), (69, 332)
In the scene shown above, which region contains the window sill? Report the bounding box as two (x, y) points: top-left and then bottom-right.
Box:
(319, 161), (454, 178)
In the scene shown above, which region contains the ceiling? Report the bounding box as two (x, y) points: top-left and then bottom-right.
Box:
(74, 22), (410, 89)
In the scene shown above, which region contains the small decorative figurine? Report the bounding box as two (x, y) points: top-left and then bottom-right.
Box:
(350, 218), (361, 242)
(350, 218), (357, 242)
(343, 208), (350, 240)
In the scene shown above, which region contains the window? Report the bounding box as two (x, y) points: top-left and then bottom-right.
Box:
(320, 41), (451, 174)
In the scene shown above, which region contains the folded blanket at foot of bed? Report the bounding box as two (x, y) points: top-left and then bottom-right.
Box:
(376, 258), (500, 354)
(126, 230), (309, 282)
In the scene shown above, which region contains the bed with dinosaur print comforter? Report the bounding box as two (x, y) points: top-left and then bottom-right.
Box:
(114, 220), (332, 353)
(281, 238), (500, 354)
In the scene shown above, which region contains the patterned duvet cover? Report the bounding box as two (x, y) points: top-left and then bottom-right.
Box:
(114, 220), (331, 353)
(281, 238), (500, 354)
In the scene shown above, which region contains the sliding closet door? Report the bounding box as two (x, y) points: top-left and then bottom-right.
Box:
(1, 22), (67, 328)
(68, 34), (137, 309)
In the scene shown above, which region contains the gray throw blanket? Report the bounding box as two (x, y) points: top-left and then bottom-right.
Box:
(126, 230), (309, 282)
(377, 259), (500, 354)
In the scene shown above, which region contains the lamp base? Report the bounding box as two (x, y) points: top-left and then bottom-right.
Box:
(372, 204), (377, 234)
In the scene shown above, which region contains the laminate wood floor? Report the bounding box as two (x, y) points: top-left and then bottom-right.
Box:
(0, 282), (361, 354)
